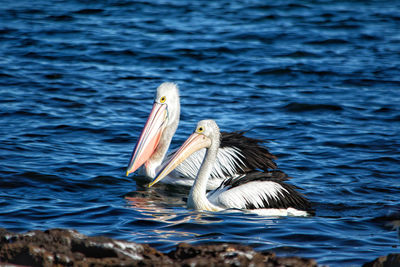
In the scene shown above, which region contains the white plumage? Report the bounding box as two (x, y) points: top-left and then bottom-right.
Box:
(208, 180), (286, 209)
(171, 146), (244, 181)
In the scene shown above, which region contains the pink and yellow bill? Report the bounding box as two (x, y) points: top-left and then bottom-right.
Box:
(148, 132), (211, 187)
(126, 102), (168, 176)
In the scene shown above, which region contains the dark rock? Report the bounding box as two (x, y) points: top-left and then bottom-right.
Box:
(363, 253), (400, 267)
(168, 243), (317, 267)
(0, 228), (169, 266)
(0, 228), (318, 266)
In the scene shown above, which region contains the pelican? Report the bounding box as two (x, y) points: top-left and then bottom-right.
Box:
(149, 120), (314, 216)
(126, 82), (278, 189)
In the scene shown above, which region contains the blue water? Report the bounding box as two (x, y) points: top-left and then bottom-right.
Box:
(1, 0), (400, 265)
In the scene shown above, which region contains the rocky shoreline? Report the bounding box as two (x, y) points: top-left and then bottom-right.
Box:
(0, 228), (397, 266)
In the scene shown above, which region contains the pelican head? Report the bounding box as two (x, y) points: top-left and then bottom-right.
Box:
(126, 82), (180, 177)
(149, 119), (220, 187)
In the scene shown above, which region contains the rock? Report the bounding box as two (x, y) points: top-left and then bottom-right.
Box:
(0, 228), (169, 266)
(363, 253), (400, 267)
(168, 243), (317, 267)
(0, 228), (318, 266)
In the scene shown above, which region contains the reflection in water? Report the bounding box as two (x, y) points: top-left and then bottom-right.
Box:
(124, 182), (187, 211)
(125, 194), (181, 221)
(125, 191), (227, 245)
(152, 229), (196, 240)
(125, 191), (223, 224)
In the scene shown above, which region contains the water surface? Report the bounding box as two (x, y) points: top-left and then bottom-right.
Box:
(1, 0), (400, 265)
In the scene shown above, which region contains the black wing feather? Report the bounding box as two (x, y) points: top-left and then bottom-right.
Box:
(220, 131), (278, 173)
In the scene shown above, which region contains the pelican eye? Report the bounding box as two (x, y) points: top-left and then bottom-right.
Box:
(197, 126), (204, 133)
(160, 96), (166, 103)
